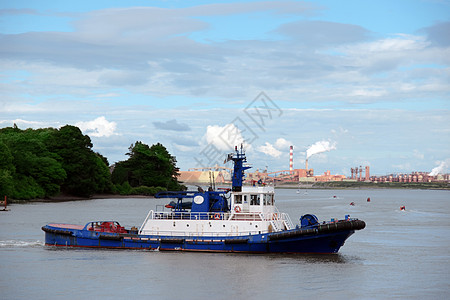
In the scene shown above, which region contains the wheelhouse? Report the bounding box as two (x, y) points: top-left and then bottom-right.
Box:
(231, 185), (276, 215)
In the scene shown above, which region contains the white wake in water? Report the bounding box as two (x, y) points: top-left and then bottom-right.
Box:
(0, 240), (44, 248)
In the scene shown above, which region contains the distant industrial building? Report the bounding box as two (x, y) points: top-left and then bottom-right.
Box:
(367, 172), (449, 183)
(178, 145), (346, 184)
(347, 165), (448, 183)
(177, 147), (449, 185)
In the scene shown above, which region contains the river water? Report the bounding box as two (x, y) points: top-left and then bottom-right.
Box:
(1, 189), (449, 299)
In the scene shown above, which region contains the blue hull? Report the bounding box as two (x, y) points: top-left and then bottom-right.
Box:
(42, 220), (364, 254)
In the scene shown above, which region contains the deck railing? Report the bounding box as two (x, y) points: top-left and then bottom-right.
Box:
(139, 209), (294, 235)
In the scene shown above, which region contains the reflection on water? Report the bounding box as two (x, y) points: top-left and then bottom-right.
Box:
(265, 253), (351, 264)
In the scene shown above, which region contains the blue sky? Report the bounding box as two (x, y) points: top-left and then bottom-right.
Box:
(1, 0), (449, 176)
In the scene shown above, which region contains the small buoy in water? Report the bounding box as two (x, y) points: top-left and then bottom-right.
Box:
(333, 195), (337, 198)
(367, 197), (371, 202)
(350, 202), (355, 206)
(400, 206), (406, 211)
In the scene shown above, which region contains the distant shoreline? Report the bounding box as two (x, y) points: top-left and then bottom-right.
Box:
(8, 182), (449, 203)
(10, 194), (154, 203)
(275, 181), (450, 190)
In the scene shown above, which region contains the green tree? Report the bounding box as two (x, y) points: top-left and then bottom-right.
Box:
(0, 140), (15, 198)
(112, 141), (183, 191)
(0, 125), (112, 199)
(0, 128), (66, 198)
(48, 125), (111, 197)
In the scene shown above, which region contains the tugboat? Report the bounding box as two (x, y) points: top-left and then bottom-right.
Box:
(42, 147), (365, 253)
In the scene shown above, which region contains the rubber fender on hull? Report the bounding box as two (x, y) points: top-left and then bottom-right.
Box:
(224, 238), (249, 244)
(317, 219), (366, 233)
(41, 226), (73, 236)
(98, 234), (123, 241)
(269, 219), (365, 241)
(269, 228), (318, 241)
(160, 238), (185, 244)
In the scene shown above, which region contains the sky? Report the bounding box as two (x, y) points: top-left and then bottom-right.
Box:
(1, 0), (449, 177)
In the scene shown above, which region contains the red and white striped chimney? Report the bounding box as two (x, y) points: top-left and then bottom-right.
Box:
(289, 146), (293, 172)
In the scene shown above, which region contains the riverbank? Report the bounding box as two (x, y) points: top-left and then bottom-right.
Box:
(275, 181), (450, 190)
(8, 181), (449, 203)
(9, 193), (154, 204)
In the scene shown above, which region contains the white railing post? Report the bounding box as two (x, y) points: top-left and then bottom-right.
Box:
(139, 210), (154, 233)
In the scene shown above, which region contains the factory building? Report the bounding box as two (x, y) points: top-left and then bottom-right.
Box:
(178, 170), (231, 184)
(178, 146), (448, 184)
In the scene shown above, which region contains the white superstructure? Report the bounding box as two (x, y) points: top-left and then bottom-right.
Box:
(139, 185), (293, 237)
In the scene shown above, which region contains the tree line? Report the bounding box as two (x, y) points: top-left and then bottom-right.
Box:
(0, 125), (184, 200)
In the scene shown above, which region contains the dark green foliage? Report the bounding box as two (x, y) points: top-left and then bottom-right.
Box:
(112, 141), (184, 191)
(112, 183), (167, 196)
(114, 181), (133, 195)
(0, 125), (183, 200)
(0, 125), (111, 199)
(0, 127), (67, 199)
(130, 186), (167, 196)
(12, 174), (46, 199)
(0, 140), (15, 197)
(47, 125), (111, 197)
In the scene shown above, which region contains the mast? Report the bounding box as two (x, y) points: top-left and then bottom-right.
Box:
(228, 145), (251, 192)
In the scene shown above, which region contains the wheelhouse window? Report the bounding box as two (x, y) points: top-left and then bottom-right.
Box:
(250, 194), (260, 205)
(234, 194), (242, 204)
(264, 194), (274, 205)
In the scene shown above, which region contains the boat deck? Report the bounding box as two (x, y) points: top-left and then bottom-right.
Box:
(48, 223), (85, 230)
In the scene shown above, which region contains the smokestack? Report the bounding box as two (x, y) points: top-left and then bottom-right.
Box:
(365, 166), (370, 181)
(305, 159), (308, 172)
(289, 146), (293, 172)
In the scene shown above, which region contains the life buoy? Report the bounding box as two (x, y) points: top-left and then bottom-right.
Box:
(214, 213), (221, 220)
(234, 206), (241, 213)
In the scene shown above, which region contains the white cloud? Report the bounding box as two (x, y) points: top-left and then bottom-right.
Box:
(76, 116), (117, 137)
(258, 142), (282, 158)
(274, 138), (292, 149)
(1, 3), (449, 175)
(0, 119), (46, 128)
(203, 123), (250, 151)
(350, 88), (387, 97)
(173, 144), (196, 152)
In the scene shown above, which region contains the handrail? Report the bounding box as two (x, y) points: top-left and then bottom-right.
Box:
(139, 210), (154, 234)
(140, 210), (294, 235)
(281, 213), (294, 230)
(149, 211), (270, 221)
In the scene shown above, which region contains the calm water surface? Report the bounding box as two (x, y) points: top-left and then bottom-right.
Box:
(1, 189), (449, 299)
